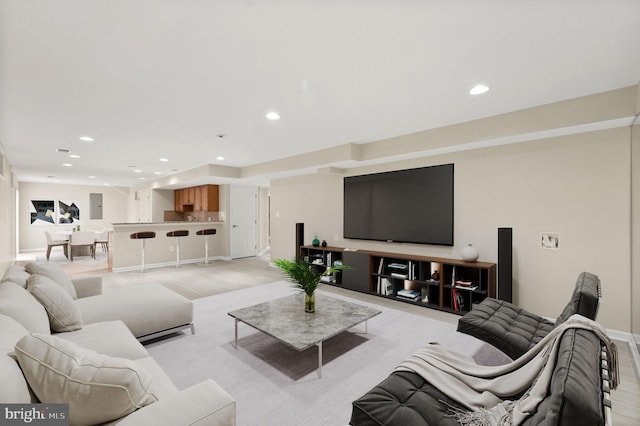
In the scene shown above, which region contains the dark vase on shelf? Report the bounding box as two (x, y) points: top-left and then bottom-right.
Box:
(321, 240), (327, 247)
(312, 236), (320, 247)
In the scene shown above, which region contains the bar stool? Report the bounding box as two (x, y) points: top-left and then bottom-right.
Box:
(166, 230), (189, 268)
(196, 228), (217, 264)
(130, 231), (156, 272)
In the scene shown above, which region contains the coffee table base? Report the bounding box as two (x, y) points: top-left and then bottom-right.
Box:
(234, 318), (370, 379)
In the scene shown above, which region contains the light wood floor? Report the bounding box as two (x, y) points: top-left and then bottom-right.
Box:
(16, 250), (640, 424)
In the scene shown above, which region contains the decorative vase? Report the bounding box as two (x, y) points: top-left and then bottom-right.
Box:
(305, 292), (316, 313)
(461, 243), (479, 262)
(321, 240), (327, 247)
(312, 236), (320, 247)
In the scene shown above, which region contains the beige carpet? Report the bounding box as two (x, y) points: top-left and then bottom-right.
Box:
(98, 257), (283, 299)
(18, 250), (283, 300)
(145, 282), (511, 426)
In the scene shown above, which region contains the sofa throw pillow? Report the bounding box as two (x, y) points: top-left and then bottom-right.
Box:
(0, 314), (33, 403)
(27, 275), (82, 332)
(14, 333), (158, 425)
(0, 282), (51, 335)
(25, 263), (78, 299)
(0, 265), (31, 288)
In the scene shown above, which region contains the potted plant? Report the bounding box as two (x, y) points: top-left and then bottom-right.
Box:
(273, 257), (350, 312)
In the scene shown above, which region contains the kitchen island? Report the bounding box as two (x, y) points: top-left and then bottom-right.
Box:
(111, 221), (226, 272)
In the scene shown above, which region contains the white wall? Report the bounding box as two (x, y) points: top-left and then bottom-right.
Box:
(270, 127), (632, 331)
(0, 146), (17, 275)
(18, 182), (129, 251)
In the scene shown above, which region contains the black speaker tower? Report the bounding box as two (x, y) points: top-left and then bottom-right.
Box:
(497, 227), (513, 302)
(295, 223), (304, 261)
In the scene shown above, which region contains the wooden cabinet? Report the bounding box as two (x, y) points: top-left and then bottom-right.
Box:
(174, 185), (219, 212)
(197, 185), (219, 212)
(174, 189), (185, 212)
(300, 245), (496, 315)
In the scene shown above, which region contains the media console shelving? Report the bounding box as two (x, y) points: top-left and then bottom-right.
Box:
(300, 245), (496, 315)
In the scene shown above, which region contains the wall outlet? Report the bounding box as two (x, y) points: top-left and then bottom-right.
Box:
(169, 246), (175, 252)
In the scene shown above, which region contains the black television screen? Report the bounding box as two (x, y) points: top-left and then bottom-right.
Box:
(343, 164), (454, 245)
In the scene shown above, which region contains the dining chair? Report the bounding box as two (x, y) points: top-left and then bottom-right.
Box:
(94, 229), (110, 253)
(69, 231), (96, 261)
(44, 231), (69, 261)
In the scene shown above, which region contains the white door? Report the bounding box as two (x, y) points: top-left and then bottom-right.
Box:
(137, 189), (150, 223)
(230, 185), (257, 259)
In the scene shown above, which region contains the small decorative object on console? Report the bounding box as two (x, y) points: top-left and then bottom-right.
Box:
(461, 243), (479, 262)
(312, 236), (320, 247)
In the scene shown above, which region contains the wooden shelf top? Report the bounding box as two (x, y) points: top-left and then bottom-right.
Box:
(301, 245), (495, 268)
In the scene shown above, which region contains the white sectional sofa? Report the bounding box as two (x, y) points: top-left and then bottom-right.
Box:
(0, 263), (236, 425)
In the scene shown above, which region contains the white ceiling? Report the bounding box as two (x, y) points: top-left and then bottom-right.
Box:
(1, 0), (639, 188)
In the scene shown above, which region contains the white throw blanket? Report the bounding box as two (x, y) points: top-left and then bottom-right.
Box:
(395, 314), (618, 425)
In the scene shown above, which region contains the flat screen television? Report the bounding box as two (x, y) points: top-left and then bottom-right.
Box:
(343, 163), (454, 245)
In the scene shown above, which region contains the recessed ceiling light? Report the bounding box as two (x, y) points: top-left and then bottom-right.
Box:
(216, 156), (225, 161)
(134, 169), (142, 173)
(139, 177), (145, 180)
(88, 176), (96, 179)
(69, 154), (80, 159)
(469, 84), (490, 95)
(266, 111), (280, 120)
(62, 163), (72, 167)
(79, 136), (94, 142)
(159, 158), (169, 162)
(154, 171), (161, 175)
(103, 183), (110, 186)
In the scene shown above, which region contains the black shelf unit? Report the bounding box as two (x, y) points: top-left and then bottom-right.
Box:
(300, 245), (496, 315)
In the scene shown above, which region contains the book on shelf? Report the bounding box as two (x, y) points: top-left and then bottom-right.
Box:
(383, 278), (394, 296)
(391, 272), (408, 279)
(408, 261), (416, 280)
(320, 275), (335, 283)
(376, 258), (385, 293)
(388, 262), (408, 270)
(397, 289), (420, 300)
(454, 281), (478, 291)
(452, 288), (458, 311)
(378, 277), (394, 296)
(451, 288), (466, 311)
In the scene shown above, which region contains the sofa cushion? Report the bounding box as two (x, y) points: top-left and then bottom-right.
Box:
(351, 370), (462, 426)
(27, 274), (83, 332)
(519, 328), (604, 425)
(0, 282), (51, 335)
(1, 265), (31, 288)
(350, 328), (606, 426)
(76, 284), (193, 338)
(14, 333), (158, 425)
(25, 262), (78, 299)
(56, 321), (149, 361)
(0, 314), (32, 403)
(555, 272), (600, 326)
(456, 297), (553, 359)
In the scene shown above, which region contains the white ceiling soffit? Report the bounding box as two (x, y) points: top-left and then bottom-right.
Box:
(1, 1), (639, 187)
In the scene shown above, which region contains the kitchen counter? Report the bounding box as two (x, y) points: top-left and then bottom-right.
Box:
(111, 222), (227, 272)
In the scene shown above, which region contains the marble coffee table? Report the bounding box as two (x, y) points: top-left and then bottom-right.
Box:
(228, 292), (382, 378)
